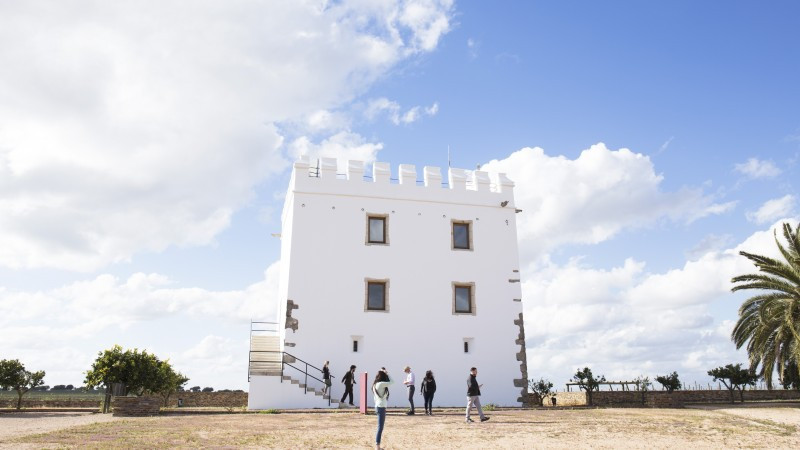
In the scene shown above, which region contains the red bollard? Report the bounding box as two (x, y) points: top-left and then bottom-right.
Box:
(359, 372), (368, 414)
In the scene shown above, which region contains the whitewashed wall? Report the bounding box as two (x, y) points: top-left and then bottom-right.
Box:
(251, 157), (526, 408)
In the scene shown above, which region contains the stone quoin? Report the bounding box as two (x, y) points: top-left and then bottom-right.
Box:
(248, 157), (528, 409)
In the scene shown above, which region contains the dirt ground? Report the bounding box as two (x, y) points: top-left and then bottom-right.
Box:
(3, 406), (800, 449)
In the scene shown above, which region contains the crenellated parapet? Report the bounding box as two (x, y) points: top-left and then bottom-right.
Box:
(292, 157), (515, 195)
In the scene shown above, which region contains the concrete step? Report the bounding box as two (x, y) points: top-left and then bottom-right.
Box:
(249, 370), (283, 377)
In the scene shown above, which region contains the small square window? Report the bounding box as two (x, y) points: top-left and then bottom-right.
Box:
(454, 284), (474, 314)
(452, 221), (471, 250)
(367, 281), (387, 311)
(367, 216), (387, 244)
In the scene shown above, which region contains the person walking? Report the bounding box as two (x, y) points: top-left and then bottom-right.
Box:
(465, 367), (489, 423)
(373, 367), (393, 450)
(341, 364), (357, 406)
(420, 370), (436, 416)
(402, 366), (415, 415)
(322, 361), (331, 396)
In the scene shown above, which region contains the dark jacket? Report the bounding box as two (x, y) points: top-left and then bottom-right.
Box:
(322, 366), (330, 380)
(342, 370), (356, 385)
(421, 377), (437, 395)
(467, 374), (481, 396)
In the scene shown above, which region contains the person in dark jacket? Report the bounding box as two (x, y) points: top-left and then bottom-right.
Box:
(341, 364), (357, 406)
(322, 361), (331, 395)
(420, 370), (437, 416)
(465, 367), (489, 423)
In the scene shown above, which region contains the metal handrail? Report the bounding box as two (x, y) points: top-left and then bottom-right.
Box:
(249, 350), (334, 406)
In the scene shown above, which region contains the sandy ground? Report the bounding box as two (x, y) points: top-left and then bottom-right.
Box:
(3, 407), (799, 449)
(0, 411), (118, 447)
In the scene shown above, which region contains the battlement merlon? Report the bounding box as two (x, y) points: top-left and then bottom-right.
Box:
(286, 157), (517, 210)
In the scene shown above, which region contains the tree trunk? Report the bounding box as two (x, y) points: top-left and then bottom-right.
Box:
(16, 389), (23, 410)
(728, 388), (735, 404)
(163, 391), (171, 408)
(738, 388), (745, 403)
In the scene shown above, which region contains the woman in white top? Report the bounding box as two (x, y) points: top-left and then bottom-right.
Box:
(372, 368), (393, 450)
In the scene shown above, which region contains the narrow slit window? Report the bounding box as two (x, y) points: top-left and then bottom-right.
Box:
(368, 216), (387, 244)
(353, 340), (359, 352)
(367, 281), (387, 311)
(464, 341), (469, 353)
(452, 222), (471, 250)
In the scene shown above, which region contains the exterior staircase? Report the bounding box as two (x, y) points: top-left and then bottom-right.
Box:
(248, 321), (341, 408)
(249, 335), (283, 377)
(281, 375), (341, 406)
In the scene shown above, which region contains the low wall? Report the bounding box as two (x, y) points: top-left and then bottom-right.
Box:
(0, 391), (248, 409)
(0, 398), (101, 408)
(165, 391), (248, 408)
(540, 389), (800, 408)
(113, 397), (161, 416)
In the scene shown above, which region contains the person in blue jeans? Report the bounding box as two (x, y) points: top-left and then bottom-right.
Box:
(372, 367), (393, 450)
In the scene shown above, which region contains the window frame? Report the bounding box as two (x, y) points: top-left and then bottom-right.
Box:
(452, 282), (476, 315)
(366, 214), (389, 245)
(364, 278), (390, 312)
(451, 219), (473, 251)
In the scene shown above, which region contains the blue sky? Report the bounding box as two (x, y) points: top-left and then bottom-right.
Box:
(1, 1), (798, 391)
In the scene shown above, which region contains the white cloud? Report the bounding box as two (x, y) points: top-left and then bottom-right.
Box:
(0, 1), (454, 271)
(467, 38), (479, 59)
(288, 131), (384, 167)
(0, 262), (281, 347)
(0, 262), (280, 388)
(364, 97), (439, 125)
(734, 158), (782, 179)
(481, 144), (735, 257)
(523, 221), (791, 387)
(746, 194), (796, 224)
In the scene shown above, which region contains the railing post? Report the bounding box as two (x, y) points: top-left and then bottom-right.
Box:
(305, 362), (308, 394)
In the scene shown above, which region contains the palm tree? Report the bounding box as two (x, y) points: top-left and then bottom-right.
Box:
(731, 222), (800, 389)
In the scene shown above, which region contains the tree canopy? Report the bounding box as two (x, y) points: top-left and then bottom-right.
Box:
(0, 359), (46, 409)
(708, 363), (759, 403)
(84, 345), (188, 409)
(731, 222), (800, 388)
(655, 371), (682, 392)
(528, 377), (554, 406)
(571, 367), (605, 406)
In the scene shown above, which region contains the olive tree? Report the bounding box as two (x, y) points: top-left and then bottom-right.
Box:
(708, 363), (759, 403)
(85, 345), (189, 412)
(571, 367), (605, 406)
(0, 359), (46, 410)
(528, 378), (554, 406)
(655, 371), (682, 392)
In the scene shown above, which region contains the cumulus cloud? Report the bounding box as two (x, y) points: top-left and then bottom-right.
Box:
(481, 144), (735, 257)
(523, 221), (791, 386)
(364, 97), (439, 125)
(288, 131), (384, 167)
(746, 194), (796, 224)
(0, 262), (280, 348)
(0, 1), (454, 271)
(0, 261), (280, 387)
(734, 158), (781, 179)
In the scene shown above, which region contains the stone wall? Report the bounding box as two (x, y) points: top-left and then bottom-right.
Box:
(0, 391), (248, 409)
(540, 389), (800, 408)
(0, 397), (101, 408)
(165, 391), (248, 408)
(112, 396), (161, 416)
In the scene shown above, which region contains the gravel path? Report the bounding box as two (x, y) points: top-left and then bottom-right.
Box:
(0, 412), (117, 445)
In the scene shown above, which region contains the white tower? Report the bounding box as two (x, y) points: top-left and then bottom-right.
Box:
(248, 157), (528, 409)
